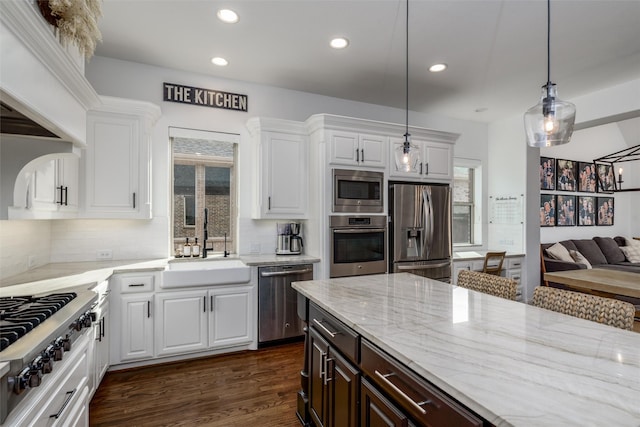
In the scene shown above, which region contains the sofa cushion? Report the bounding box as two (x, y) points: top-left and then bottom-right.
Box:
(619, 245), (640, 263)
(594, 237), (626, 264)
(546, 242), (574, 262)
(569, 250), (592, 269)
(571, 239), (608, 266)
(614, 236), (627, 246)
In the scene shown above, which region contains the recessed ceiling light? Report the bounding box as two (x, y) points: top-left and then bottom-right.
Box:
(429, 63), (447, 72)
(217, 9), (239, 23)
(475, 107), (489, 113)
(330, 37), (349, 49)
(211, 57), (228, 66)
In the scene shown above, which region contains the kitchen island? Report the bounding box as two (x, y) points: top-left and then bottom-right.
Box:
(293, 273), (640, 426)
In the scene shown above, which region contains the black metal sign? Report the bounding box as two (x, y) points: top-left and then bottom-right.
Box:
(163, 82), (248, 112)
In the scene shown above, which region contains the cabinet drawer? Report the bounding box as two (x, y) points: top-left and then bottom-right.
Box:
(506, 257), (523, 269)
(309, 303), (359, 364)
(118, 274), (155, 293)
(361, 339), (482, 427)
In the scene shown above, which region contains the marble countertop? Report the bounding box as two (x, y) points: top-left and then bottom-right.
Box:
(240, 254), (320, 266)
(453, 250), (524, 260)
(293, 273), (640, 426)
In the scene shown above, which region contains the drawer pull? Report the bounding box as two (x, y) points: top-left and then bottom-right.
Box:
(50, 389), (76, 419)
(313, 318), (338, 338)
(374, 370), (430, 415)
(129, 283), (145, 287)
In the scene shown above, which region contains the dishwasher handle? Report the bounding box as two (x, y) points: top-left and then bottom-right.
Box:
(260, 267), (313, 277)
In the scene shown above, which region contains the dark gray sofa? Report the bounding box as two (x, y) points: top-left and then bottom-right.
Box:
(541, 236), (640, 274)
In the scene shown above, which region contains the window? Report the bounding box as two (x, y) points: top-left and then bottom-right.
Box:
(170, 128), (238, 256)
(452, 160), (481, 246)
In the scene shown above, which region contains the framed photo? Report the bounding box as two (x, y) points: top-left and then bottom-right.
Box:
(578, 162), (597, 193)
(596, 197), (614, 226)
(595, 163), (616, 193)
(556, 159), (577, 192)
(555, 195), (576, 226)
(578, 196), (596, 226)
(539, 194), (556, 227)
(539, 157), (555, 190)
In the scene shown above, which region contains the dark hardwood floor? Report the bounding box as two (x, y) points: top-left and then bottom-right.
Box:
(90, 342), (304, 426)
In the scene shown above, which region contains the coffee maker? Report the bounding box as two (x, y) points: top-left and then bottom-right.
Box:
(276, 222), (303, 255)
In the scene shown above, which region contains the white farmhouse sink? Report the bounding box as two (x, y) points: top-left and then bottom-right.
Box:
(162, 259), (251, 288)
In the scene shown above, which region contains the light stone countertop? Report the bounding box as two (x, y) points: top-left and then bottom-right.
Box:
(453, 250), (524, 260)
(240, 254), (320, 266)
(293, 273), (640, 427)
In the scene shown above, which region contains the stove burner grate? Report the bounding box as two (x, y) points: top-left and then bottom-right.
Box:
(0, 292), (77, 352)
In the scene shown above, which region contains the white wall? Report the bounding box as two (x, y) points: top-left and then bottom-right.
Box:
(0, 220), (51, 279)
(41, 56), (487, 262)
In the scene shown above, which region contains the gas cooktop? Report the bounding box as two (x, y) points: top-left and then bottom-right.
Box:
(0, 293), (77, 352)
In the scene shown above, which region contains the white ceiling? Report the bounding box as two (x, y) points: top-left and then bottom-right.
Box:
(95, 0), (640, 124)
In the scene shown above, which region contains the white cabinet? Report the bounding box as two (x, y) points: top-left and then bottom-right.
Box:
(505, 256), (524, 301)
(156, 289), (208, 356)
(88, 280), (110, 398)
(329, 130), (386, 168)
(389, 137), (453, 181)
(84, 96), (161, 219)
(9, 153), (80, 219)
(247, 117), (308, 219)
(156, 285), (253, 356)
(451, 259), (484, 285)
(110, 272), (157, 364)
(209, 286), (253, 348)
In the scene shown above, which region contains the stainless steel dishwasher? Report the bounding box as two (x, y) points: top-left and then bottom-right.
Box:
(258, 264), (313, 345)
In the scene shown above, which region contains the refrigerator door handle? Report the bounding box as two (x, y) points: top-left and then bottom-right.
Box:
(422, 187), (434, 259)
(396, 262), (450, 270)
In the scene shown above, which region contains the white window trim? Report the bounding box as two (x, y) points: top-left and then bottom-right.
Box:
(453, 158), (483, 247)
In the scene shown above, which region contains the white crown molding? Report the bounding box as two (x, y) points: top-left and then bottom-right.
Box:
(92, 96), (162, 124)
(0, 0), (100, 109)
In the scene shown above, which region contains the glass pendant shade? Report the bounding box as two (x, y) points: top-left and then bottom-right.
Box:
(524, 84), (576, 148)
(394, 140), (420, 172)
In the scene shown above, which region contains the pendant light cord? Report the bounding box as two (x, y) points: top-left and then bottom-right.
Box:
(405, 0), (409, 139)
(546, 0), (551, 97)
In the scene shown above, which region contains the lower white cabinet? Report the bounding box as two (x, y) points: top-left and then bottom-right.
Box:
(119, 293), (154, 362)
(156, 286), (253, 357)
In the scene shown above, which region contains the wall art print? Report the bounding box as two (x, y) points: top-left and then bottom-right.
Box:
(540, 157), (555, 190)
(556, 159), (577, 192)
(596, 197), (614, 226)
(578, 196), (596, 226)
(540, 194), (556, 227)
(556, 194), (576, 226)
(578, 162), (597, 193)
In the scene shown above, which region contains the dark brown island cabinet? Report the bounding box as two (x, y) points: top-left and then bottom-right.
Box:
(297, 301), (489, 427)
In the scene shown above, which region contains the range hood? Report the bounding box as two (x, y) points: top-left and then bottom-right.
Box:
(0, 101), (59, 139)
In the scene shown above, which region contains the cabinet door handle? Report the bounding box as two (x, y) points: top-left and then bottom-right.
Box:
(324, 357), (334, 385)
(133, 192), (136, 209)
(203, 296), (206, 312)
(211, 295), (214, 311)
(374, 370), (431, 415)
(268, 196), (271, 210)
(420, 163), (423, 174)
(50, 389), (76, 419)
(361, 148), (364, 162)
(64, 186), (69, 206)
(129, 283), (145, 287)
(313, 318), (338, 338)
(56, 186), (64, 205)
(356, 148), (360, 162)
(101, 316), (106, 338)
(147, 301), (151, 318)
(425, 163), (429, 175)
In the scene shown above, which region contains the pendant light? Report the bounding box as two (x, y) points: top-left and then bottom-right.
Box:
(524, 0), (576, 147)
(395, 0), (416, 171)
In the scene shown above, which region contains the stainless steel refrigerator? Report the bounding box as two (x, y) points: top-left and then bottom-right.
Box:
(389, 183), (452, 281)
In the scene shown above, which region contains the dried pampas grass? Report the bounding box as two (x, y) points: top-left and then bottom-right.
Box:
(39, 0), (102, 58)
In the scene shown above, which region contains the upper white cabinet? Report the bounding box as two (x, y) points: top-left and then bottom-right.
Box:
(9, 152), (80, 219)
(84, 96), (161, 219)
(247, 117), (308, 219)
(389, 137), (453, 181)
(329, 130), (386, 168)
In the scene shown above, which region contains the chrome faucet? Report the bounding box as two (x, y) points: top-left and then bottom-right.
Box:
(223, 232), (229, 258)
(202, 208), (209, 258)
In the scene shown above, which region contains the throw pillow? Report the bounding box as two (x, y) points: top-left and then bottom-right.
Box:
(625, 238), (640, 248)
(593, 237), (626, 264)
(569, 250), (592, 269)
(546, 242), (574, 262)
(619, 245), (640, 263)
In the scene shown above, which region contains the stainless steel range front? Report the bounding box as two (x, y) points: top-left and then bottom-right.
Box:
(0, 290), (97, 424)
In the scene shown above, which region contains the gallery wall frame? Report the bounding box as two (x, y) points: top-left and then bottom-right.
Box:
(594, 162), (616, 193)
(578, 162), (597, 193)
(555, 194), (576, 226)
(556, 159), (577, 192)
(540, 157), (555, 190)
(596, 197), (614, 226)
(577, 195), (596, 226)
(540, 194), (556, 227)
